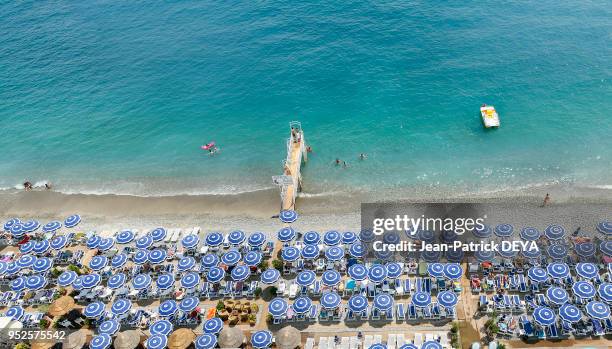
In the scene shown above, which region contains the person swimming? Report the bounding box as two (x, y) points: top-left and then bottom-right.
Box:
(359, 153), (367, 160)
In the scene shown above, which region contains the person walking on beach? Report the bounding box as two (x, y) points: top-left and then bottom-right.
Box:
(541, 193), (550, 207)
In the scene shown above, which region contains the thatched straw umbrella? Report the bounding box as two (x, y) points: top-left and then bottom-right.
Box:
(276, 326), (301, 349)
(48, 295), (76, 317)
(62, 329), (88, 349)
(168, 328), (196, 349)
(218, 326), (245, 348)
(114, 330), (145, 349)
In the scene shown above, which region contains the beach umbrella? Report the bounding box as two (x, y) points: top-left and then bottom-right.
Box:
(251, 330), (272, 349)
(168, 328), (196, 349)
(148, 249), (167, 264)
(20, 241), (35, 253)
(178, 296), (199, 312)
(601, 241), (612, 257)
(348, 264), (368, 281)
(107, 273), (126, 289)
(428, 263), (445, 278)
(559, 303), (582, 322)
(281, 246), (300, 262)
(247, 232), (266, 247)
(547, 262), (570, 279)
(444, 263), (463, 280)
(279, 210), (298, 223)
(50, 235), (69, 250)
(80, 273), (102, 289)
(301, 244), (319, 259)
(149, 227), (166, 242)
(268, 297), (289, 316)
(156, 274), (174, 290)
(494, 224), (514, 237)
(547, 245), (568, 260)
(205, 232), (223, 247)
(195, 334), (217, 349)
(520, 227), (540, 241)
(47, 295), (76, 318)
(421, 341), (443, 349)
(498, 246), (518, 258)
(320, 291), (341, 309)
(585, 301), (610, 320)
(221, 249), (241, 265)
(3, 218), (20, 231)
(446, 248), (464, 262)
(158, 300), (178, 317)
(201, 254), (219, 268)
(203, 317), (223, 334)
(596, 221), (612, 236)
(9, 276), (26, 291)
(437, 291), (458, 308)
(348, 295), (368, 312)
(359, 229), (376, 242)
(17, 254), (37, 268)
(544, 224), (565, 240)
(33, 240), (50, 254)
(181, 234), (199, 249)
(26, 275), (47, 290)
(322, 270), (342, 287)
(533, 307), (556, 326)
(90, 334), (112, 349)
(398, 345), (418, 349)
(260, 268), (280, 284)
(277, 227), (296, 242)
(472, 225), (492, 238)
(43, 221), (62, 233)
(63, 330), (88, 349)
(598, 283), (612, 303)
(421, 250), (441, 263)
(145, 334), (167, 349)
(522, 245), (541, 259)
(111, 299), (132, 316)
(83, 301), (106, 318)
(302, 231), (320, 245)
(0, 261), (7, 275)
(369, 345), (387, 349)
(6, 262), (20, 275)
(135, 235), (153, 249)
(575, 263), (598, 279)
(292, 296), (312, 313)
(415, 229), (435, 243)
(99, 320), (120, 335)
(58, 270), (77, 287)
(150, 320), (173, 336)
(575, 242), (596, 257)
(89, 255), (108, 271)
(527, 267), (548, 283)
(276, 327), (301, 349)
(177, 256), (196, 271)
(6, 306), (24, 321)
(231, 265), (251, 281)
(64, 215), (81, 228)
(217, 327), (245, 349)
(22, 220), (40, 232)
(572, 281), (596, 299)
(132, 274), (152, 290)
(325, 246), (344, 261)
(441, 230), (458, 243)
(244, 251), (262, 266)
(323, 230), (341, 245)
(180, 272), (200, 289)
(342, 231), (358, 244)
(87, 235), (101, 249)
(206, 267), (225, 284)
(296, 270), (316, 286)
(373, 293), (393, 311)
(111, 253), (128, 268)
(368, 264), (387, 283)
(116, 230), (135, 244)
(228, 230), (246, 245)
(383, 232), (401, 245)
(547, 286), (569, 305)
(97, 238), (114, 251)
(349, 242), (366, 258)
(10, 222), (25, 238)
(385, 262), (402, 279)
(72, 277), (83, 290)
(412, 292), (432, 308)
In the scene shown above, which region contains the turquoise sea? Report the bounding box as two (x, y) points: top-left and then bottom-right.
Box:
(1, 1), (611, 197)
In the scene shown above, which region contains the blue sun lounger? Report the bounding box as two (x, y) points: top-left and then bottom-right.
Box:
(592, 319), (604, 336)
(408, 303), (417, 320)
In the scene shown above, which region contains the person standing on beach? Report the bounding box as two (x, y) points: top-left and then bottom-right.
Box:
(541, 193), (550, 207)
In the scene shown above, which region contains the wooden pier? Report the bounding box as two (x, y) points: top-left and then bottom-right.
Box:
(272, 121), (307, 211)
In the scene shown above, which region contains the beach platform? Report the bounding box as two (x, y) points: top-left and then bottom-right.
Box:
(273, 121), (307, 211)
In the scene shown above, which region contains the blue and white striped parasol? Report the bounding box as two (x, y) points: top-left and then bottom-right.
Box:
(598, 283), (612, 303)
(268, 297), (288, 317)
(325, 246), (344, 261)
(421, 250), (441, 262)
(520, 227), (540, 241)
(181, 272), (201, 288)
(87, 235), (101, 249)
(231, 265), (251, 281)
(205, 232), (223, 247)
(6, 262), (20, 275)
(546, 286), (569, 305)
(145, 334), (167, 349)
(107, 273), (126, 289)
(373, 293), (393, 311)
(10, 276), (26, 291)
(296, 270), (315, 286)
(383, 232), (401, 245)
(203, 317), (223, 334)
(0, 261), (7, 275)
(80, 274), (102, 289)
(244, 251), (262, 266)
(428, 263), (444, 278)
(260, 268), (280, 284)
(133, 250), (148, 264)
(368, 264), (387, 283)
(181, 234), (200, 249)
(21, 220), (40, 232)
(20, 241), (35, 253)
(292, 296), (312, 313)
(17, 254), (37, 268)
(322, 270), (342, 286)
(195, 334), (218, 349)
(369, 345), (387, 349)
(444, 263), (463, 280)
(90, 334), (112, 349)
(206, 267), (226, 283)
(474, 250), (494, 263)
(415, 229), (435, 243)
(251, 330), (273, 349)
(421, 341), (442, 349)
(111, 253), (128, 268)
(596, 221), (612, 236)
(527, 267), (548, 283)
(547, 262), (570, 279)
(111, 298), (131, 315)
(50, 235), (69, 250)
(156, 274), (174, 290)
(179, 296), (199, 312)
(559, 303), (582, 322)
(385, 262), (402, 279)
(281, 247), (300, 262)
(303, 231), (320, 245)
(33, 240), (50, 254)
(3, 218), (20, 231)
(398, 345), (418, 349)
(575, 242), (596, 257)
(472, 225), (493, 238)
(441, 230), (458, 243)
(83, 301), (106, 318)
(533, 306), (556, 326)
(248, 232), (266, 247)
(149, 227), (166, 242)
(26, 274), (47, 290)
(58, 270), (77, 287)
(494, 224), (514, 237)
(301, 244), (319, 259)
(547, 245), (568, 260)
(42, 221), (62, 233)
(132, 274), (152, 290)
(148, 249), (167, 264)
(575, 263), (598, 279)
(277, 227), (296, 242)
(601, 241), (612, 257)
(150, 319), (173, 336)
(498, 246), (518, 258)
(348, 264), (368, 281)
(585, 301), (610, 320)
(522, 245), (541, 259)
(98, 320), (119, 335)
(348, 295), (369, 312)
(135, 235), (153, 249)
(72, 277), (83, 290)
(228, 230), (246, 245)
(437, 291), (458, 307)
(375, 247), (393, 260)
(178, 256), (196, 271)
(544, 224), (565, 240)
(359, 229), (375, 242)
(342, 231), (358, 244)
(320, 291), (341, 309)
(201, 254), (219, 268)
(323, 231), (341, 245)
(89, 256), (108, 271)
(10, 222), (26, 238)
(412, 292), (431, 308)
(221, 250), (241, 265)
(158, 300), (178, 317)
(572, 281), (596, 299)
(115, 230), (135, 244)
(64, 215), (81, 228)
(6, 306), (24, 321)
(279, 210), (298, 223)
(97, 238), (114, 251)
(349, 242), (366, 258)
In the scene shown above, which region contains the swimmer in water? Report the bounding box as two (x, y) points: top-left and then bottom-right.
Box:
(359, 153), (367, 160)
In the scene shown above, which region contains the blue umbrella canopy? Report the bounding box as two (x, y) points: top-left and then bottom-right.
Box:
(325, 246), (344, 261)
(385, 262), (402, 278)
(323, 231), (341, 245)
(472, 225), (492, 238)
(527, 267), (549, 283)
(369, 345), (387, 349)
(135, 235), (153, 249)
(9, 276), (25, 291)
(150, 319), (173, 335)
(6, 262), (20, 276)
(33, 240), (50, 254)
(292, 296), (313, 313)
(441, 230), (458, 243)
(64, 214), (81, 228)
(111, 298), (132, 315)
(444, 263), (463, 280)
(83, 301), (106, 318)
(296, 270), (316, 286)
(231, 265), (251, 281)
(3, 218), (20, 231)
(20, 241), (35, 253)
(572, 281), (596, 299)
(428, 263), (445, 278)
(437, 291), (458, 308)
(111, 253), (128, 268)
(17, 254), (37, 268)
(97, 238), (115, 251)
(547, 262), (570, 279)
(281, 246), (300, 262)
(322, 270), (342, 286)
(43, 221), (62, 233)
(585, 301), (610, 320)
(544, 224), (565, 240)
(277, 227), (296, 242)
(303, 231), (320, 245)
(559, 303), (582, 322)
(342, 231), (358, 244)
(228, 230), (246, 245)
(260, 268), (280, 284)
(98, 320), (120, 335)
(72, 277), (83, 290)
(251, 330), (273, 349)
(148, 249), (167, 264)
(21, 220), (40, 232)
(383, 232), (401, 245)
(301, 244), (319, 259)
(348, 295), (368, 312)
(494, 224), (513, 237)
(89, 256), (108, 271)
(601, 241), (612, 257)
(575, 263), (598, 279)
(598, 283), (612, 303)
(596, 221), (612, 236)
(80, 274), (102, 289)
(520, 227), (540, 241)
(181, 272), (201, 288)
(359, 229), (376, 242)
(201, 254), (219, 268)
(522, 245), (541, 259)
(132, 274), (152, 289)
(268, 297), (289, 316)
(90, 334), (112, 349)
(58, 270), (77, 287)
(421, 341), (442, 349)
(421, 249), (442, 263)
(373, 293), (393, 311)
(115, 230), (135, 244)
(415, 229), (435, 243)
(149, 227), (167, 242)
(575, 242), (596, 257)
(156, 274), (174, 290)
(398, 345), (418, 349)
(248, 232), (266, 247)
(547, 244), (568, 260)
(368, 264), (387, 283)
(107, 273), (126, 289)
(279, 210), (298, 223)
(158, 300), (178, 317)
(349, 242), (366, 258)
(6, 306), (24, 321)
(533, 306), (556, 326)
(348, 264), (368, 281)
(178, 256), (196, 271)
(86, 235), (101, 249)
(546, 286), (569, 305)
(50, 235), (69, 250)
(0, 261), (7, 275)
(179, 296), (199, 312)
(445, 248), (464, 262)
(221, 250), (242, 265)
(145, 334), (167, 349)
(205, 232), (223, 247)
(181, 234), (200, 249)
(320, 291), (342, 309)
(498, 246), (518, 258)
(26, 274), (47, 290)
(196, 334), (218, 349)
(412, 292), (432, 308)
(243, 251), (262, 266)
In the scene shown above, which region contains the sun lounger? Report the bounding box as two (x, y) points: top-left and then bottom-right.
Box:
(396, 303), (405, 321)
(388, 334), (396, 349)
(363, 335), (373, 349)
(308, 304), (318, 322)
(413, 333), (423, 348)
(349, 336), (359, 349)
